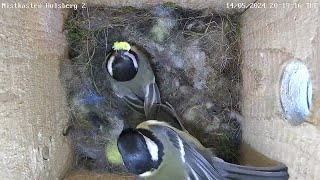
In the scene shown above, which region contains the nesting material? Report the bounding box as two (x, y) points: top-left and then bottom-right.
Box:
(61, 4), (242, 173)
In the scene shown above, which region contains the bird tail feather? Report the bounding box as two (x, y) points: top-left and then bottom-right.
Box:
(212, 157), (289, 180)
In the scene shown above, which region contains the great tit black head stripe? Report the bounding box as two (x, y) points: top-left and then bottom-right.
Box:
(117, 128), (164, 175)
(106, 50), (139, 82)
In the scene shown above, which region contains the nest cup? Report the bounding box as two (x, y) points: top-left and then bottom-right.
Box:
(1, 0), (319, 179)
(61, 2), (243, 175)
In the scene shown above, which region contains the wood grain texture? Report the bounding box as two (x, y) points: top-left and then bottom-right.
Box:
(240, 0), (320, 179)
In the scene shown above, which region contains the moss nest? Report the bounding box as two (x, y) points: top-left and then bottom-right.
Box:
(61, 4), (242, 173)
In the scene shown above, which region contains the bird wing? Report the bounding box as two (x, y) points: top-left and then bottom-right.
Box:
(165, 127), (224, 180)
(144, 82), (161, 119)
(122, 94), (145, 115)
(147, 102), (188, 132)
(157, 102), (188, 132)
(211, 157), (289, 180)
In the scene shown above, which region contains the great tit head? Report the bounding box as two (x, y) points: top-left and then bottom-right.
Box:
(106, 42), (139, 82)
(117, 128), (164, 176)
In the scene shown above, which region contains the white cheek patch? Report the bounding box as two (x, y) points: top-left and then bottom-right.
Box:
(139, 170), (154, 177)
(178, 137), (186, 162)
(143, 136), (159, 161)
(124, 51), (138, 69)
(107, 56), (115, 76)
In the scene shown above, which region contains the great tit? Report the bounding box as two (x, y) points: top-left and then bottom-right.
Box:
(117, 120), (289, 180)
(105, 41), (160, 119)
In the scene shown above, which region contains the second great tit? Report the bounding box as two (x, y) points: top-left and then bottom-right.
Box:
(105, 41), (160, 119)
(117, 120), (289, 180)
